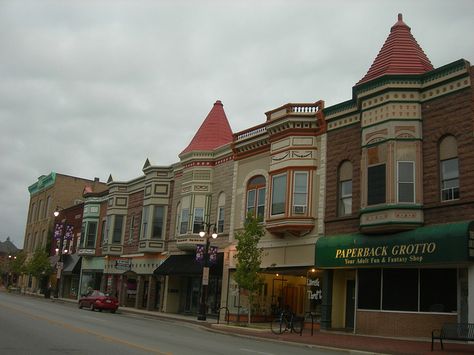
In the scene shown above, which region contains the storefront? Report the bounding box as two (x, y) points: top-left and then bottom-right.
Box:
(79, 256), (104, 297)
(225, 267), (324, 322)
(154, 253), (223, 315)
(315, 221), (474, 338)
(61, 254), (82, 299)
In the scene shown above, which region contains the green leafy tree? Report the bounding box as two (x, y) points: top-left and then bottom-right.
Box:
(233, 213), (264, 325)
(25, 249), (53, 279)
(10, 251), (27, 275)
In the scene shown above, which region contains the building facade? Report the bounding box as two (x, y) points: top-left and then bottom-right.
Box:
(316, 14), (474, 337)
(21, 172), (106, 292)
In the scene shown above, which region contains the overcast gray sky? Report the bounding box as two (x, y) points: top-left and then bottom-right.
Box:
(1, 0), (473, 248)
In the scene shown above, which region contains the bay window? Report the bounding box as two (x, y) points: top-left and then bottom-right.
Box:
(271, 173), (287, 215)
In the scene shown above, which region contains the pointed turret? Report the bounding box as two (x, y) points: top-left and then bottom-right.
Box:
(180, 100), (233, 156)
(143, 158), (151, 170)
(357, 14), (433, 85)
(107, 174), (113, 183)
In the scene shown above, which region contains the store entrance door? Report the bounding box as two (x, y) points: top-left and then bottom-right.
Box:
(184, 277), (200, 314)
(345, 280), (355, 329)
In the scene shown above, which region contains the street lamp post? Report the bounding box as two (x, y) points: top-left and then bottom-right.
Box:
(197, 221), (218, 321)
(53, 207), (72, 298)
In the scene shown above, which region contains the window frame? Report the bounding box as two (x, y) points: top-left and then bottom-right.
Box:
(112, 215), (124, 244)
(152, 206), (165, 239)
(367, 163), (386, 206)
(193, 207), (204, 234)
(440, 157), (459, 201)
(271, 173), (287, 216)
(180, 208), (190, 235)
(397, 161), (415, 203)
(86, 221), (98, 249)
(292, 171), (308, 215)
(246, 175), (266, 220)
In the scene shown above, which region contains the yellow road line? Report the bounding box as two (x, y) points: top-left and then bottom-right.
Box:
(0, 301), (172, 355)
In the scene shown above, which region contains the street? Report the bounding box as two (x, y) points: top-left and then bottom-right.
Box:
(0, 292), (346, 355)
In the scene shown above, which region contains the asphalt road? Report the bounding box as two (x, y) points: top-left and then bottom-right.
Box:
(0, 292), (347, 355)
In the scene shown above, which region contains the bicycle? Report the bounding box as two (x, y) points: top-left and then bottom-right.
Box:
(270, 310), (303, 335)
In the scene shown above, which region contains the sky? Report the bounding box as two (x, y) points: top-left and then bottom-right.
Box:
(1, 0), (473, 248)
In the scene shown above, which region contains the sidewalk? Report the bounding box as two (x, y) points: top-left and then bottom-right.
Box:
(46, 296), (474, 355)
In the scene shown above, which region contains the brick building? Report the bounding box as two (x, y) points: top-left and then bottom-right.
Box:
(21, 172), (106, 292)
(316, 14), (474, 337)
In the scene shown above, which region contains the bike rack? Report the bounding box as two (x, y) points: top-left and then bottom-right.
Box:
(217, 306), (230, 325)
(304, 312), (316, 336)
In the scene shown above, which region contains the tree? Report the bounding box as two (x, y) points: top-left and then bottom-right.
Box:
(25, 249), (53, 280)
(233, 213), (264, 325)
(10, 251), (27, 275)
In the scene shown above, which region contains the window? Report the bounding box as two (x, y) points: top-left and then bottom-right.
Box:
(217, 193), (225, 233)
(180, 208), (189, 234)
(271, 173), (287, 215)
(398, 161), (415, 203)
(193, 208), (204, 233)
(38, 200), (44, 220)
(358, 269), (381, 310)
(152, 206), (164, 239)
(420, 269), (457, 312)
(86, 221), (97, 248)
(45, 196), (51, 219)
(357, 268), (457, 313)
(30, 203), (36, 223)
(128, 215), (135, 244)
(246, 175), (266, 220)
(141, 206), (150, 239)
(100, 219), (106, 245)
(441, 159), (459, 201)
(293, 172), (308, 214)
(367, 164), (386, 205)
(103, 216), (111, 245)
(81, 223), (86, 247)
(338, 161), (353, 216)
(112, 215), (124, 244)
(382, 268), (418, 311)
(439, 135), (459, 201)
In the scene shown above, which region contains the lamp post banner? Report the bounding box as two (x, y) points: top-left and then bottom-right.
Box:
(209, 246), (218, 265)
(54, 224), (63, 240)
(196, 245), (204, 263)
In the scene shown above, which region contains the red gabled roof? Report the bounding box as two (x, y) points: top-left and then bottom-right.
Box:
(180, 100), (233, 155)
(357, 14), (433, 85)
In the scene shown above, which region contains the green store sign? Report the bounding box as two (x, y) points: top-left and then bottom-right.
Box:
(316, 221), (474, 268)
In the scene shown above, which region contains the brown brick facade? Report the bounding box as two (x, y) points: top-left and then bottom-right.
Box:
(122, 190), (144, 255)
(422, 69), (474, 225)
(325, 124), (361, 235)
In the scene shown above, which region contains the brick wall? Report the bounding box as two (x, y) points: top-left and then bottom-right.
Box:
(422, 69), (474, 225)
(356, 310), (456, 338)
(325, 124), (361, 235)
(122, 190), (144, 255)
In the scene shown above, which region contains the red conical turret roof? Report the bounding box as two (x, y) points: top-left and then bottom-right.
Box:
(180, 100), (233, 155)
(357, 14), (433, 85)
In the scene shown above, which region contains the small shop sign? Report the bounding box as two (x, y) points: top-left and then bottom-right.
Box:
(115, 258), (131, 270)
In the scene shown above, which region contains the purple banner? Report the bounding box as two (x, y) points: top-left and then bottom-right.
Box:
(209, 246), (218, 265)
(65, 225), (74, 240)
(196, 245), (204, 263)
(54, 223), (63, 240)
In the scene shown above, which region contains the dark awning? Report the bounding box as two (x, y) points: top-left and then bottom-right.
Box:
(154, 253), (223, 276)
(316, 221), (474, 268)
(62, 254), (82, 275)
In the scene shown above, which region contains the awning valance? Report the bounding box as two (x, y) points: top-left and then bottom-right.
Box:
(316, 221), (474, 268)
(154, 253), (223, 276)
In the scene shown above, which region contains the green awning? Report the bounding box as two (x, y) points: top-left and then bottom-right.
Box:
(316, 221), (474, 268)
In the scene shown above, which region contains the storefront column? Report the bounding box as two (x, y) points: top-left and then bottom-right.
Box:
(162, 275), (169, 313)
(100, 274), (106, 293)
(118, 275), (126, 306)
(135, 275), (144, 309)
(320, 269), (333, 330)
(468, 265), (474, 323)
(147, 275), (156, 311)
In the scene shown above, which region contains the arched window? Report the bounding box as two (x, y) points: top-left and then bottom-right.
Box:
(217, 192), (226, 233)
(338, 161), (353, 216)
(439, 135), (459, 201)
(246, 175), (266, 220)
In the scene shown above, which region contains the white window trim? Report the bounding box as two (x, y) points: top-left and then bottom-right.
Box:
(271, 173), (287, 216)
(292, 171), (309, 215)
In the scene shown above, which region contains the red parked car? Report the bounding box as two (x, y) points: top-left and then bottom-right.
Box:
(78, 290), (119, 313)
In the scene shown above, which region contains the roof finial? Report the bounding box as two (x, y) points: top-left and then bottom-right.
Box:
(398, 13), (403, 21)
